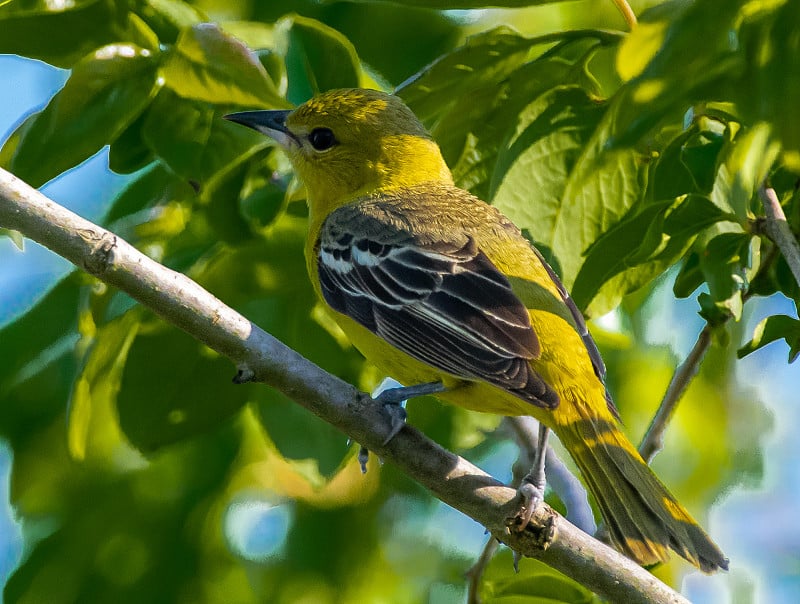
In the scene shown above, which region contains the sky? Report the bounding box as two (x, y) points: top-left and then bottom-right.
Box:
(1, 53), (799, 603)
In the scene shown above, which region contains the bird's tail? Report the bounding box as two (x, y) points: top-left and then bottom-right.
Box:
(554, 398), (729, 573)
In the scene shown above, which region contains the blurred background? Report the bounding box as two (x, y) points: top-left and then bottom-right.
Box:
(1, 1), (798, 603)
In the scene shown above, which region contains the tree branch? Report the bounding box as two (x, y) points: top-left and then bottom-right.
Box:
(759, 183), (800, 290)
(638, 325), (712, 463)
(0, 167), (689, 604)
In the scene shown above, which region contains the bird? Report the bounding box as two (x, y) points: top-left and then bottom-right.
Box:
(224, 88), (729, 573)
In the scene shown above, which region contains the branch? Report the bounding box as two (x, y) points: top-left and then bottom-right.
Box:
(639, 325), (712, 463)
(759, 184), (800, 290)
(0, 167), (689, 604)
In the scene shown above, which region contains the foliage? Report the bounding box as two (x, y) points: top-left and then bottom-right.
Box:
(0, 0), (798, 602)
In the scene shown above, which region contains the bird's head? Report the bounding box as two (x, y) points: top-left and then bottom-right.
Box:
(225, 88), (452, 218)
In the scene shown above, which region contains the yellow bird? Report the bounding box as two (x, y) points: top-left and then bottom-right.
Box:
(225, 88), (728, 573)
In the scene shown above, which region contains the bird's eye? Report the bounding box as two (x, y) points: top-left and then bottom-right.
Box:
(308, 128), (337, 151)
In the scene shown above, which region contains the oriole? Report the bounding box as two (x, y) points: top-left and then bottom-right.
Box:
(225, 88), (728, 572)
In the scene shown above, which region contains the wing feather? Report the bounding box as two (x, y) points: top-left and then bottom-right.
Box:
(318, 209), (559, 409)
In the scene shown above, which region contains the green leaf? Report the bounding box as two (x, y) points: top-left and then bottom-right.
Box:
(736, 0), (800, 171)
(320, 0), (572, 7)
(610, 0), (743, 148)
(722, 123), (780, 220)
(479, 549), (598, 604)
(103, 163), (189, 227)
(277, 15), (363, 105)
(0, 0), (132, 68)
(399, 26), (543, 124)
(142, 87), (268, 187)
(698, 232), (758, 323)
(572, 195), (736, 314)
(738, 314), (800, 362)
(133, 0), (206, 44)
(0, 228), (25, 250)
(4, 44), (160, 187)
(0, 276), (81, 446)
(490, 86), (647, 288)
(108, 109), (155, 174)
(161, 22), (287, 108)
(67, 309), (141, 461)
(116, 322), (249, 453)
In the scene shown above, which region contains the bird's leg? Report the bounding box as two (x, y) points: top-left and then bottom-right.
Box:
(513, 422), (550, 530)
(358, 381), (445, 473)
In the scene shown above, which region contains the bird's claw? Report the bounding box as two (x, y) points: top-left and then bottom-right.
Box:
(358, 381), (443, 471)
(509, 479), (545, 531)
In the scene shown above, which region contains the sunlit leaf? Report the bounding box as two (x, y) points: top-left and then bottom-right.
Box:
(738, 314), (800, 362)
(133, 0), (206, 44)
(4, 44), (160, 187)
(276, 15), (364, 105)
(161, 22), (287, 108)
(698, 232), (758, 323)
(572, 195), (737, 315)
(610, 0), (743, 148)
(490, 86), (646, 288)
(0, 0), (134, 67)
(67, 309), (141, 461)
(479, 549), (599, 603)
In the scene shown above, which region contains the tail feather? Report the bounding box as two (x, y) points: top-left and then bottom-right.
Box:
(556, 407), (729, 573)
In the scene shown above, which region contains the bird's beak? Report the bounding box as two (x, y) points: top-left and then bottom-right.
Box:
(223, 109), (295, 148)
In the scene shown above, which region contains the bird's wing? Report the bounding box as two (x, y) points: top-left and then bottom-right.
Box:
(317, 208), (559, 409)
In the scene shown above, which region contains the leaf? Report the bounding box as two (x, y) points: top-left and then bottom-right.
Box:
(161, 22), (287, 108)
(610, 0), (744, 148)
(0, 276), (81, 446)
(276, 15), (363, 105)
(490, 86), (647, 288)
(141, 87), (269, 187)
(738, 315), (800, 362)
(4, 44), (160, 187)
(399, 26), (544, 124)
(116, 322), (250, 453)
(67, 309), (141, 461)
(133, 0), (206, 44)
(736, 0), (800, 171)
(572, 195), (737, 314)
(698, 232), (758, 323)
(479, 549), (598, 604)
(108, 109), (155, 174)
(0, 0), (133, 67)
(320, 0), (572, 7)
(0, 228), (25, 250)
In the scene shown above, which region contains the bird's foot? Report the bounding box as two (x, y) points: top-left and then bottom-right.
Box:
(509, 476), (546, 531)
(357, 380), (444, 473)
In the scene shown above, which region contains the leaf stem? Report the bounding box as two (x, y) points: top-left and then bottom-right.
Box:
(611, 0), (638, 30)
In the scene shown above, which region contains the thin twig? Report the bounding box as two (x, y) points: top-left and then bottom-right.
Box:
(0, 167), (689, 604)
(638, 186), (790, 463)
(759, 184), (800, 290)
(465, 537), (499, 604)
(639, 325), (712, 463)
(611, 0), (638, 30)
